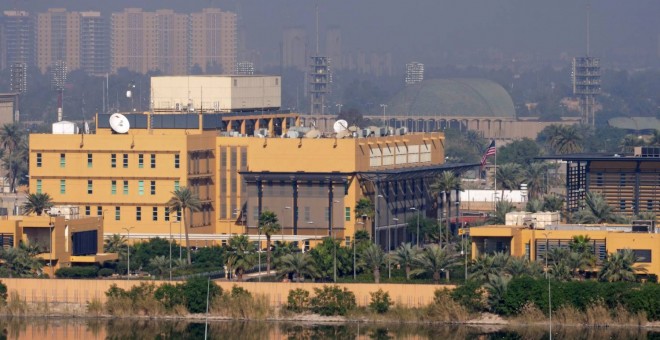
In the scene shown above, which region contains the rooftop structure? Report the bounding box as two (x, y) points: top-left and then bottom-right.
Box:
(405, 62), (424, 85)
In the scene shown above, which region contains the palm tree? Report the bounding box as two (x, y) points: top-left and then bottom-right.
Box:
(526, 199), (544, 213)
(258, 210), (281, 273)
(149, 255), (169, 279)
(496, 163), (523, 191)
(411, 244), (459, 283)
(525, 162), (549, 199)
(104, 234), (127, 259)
(648, 129), (660, 146)
(0, 123), (26, 193)
(484, 274), (511, 312)
(359, 243), (386, 283)
(354, 198), (375, 236)
(391, 243), (419, 280)
(504, 257), (542, 278)
(166, 187), (202, 265)
(599, 249), (647, 282)
(487, 201), (515, 225)
(226, 253), (256, 281)
(547, 125), (583, 155)
(228, 234), (251, 253)
(542, 194), (565, 212)
(469, 252), (510, 282)
(573, 192), (626, 224)
(22, 193), (54, 216)
(277, 252), (319, 282)
(0, 247), (43, 277)
(635, 211), (656, 221)
(430, 171), (461, 243)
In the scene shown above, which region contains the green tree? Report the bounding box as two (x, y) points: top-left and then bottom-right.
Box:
(166, 187), (202, 265)
(359, 243), (386, 283)
(496, 163), (523, 191)
(309, 237), (350, 281)
(22, 193), (54, 216)
(469, 252), (510, 283)
(277, 252), (319, 282)
(103, 234), (127, 259)
(526, 199), (544, 213)
(148, 256), (169, 279)
(484, 274), (511, 313)
(539, 124), (584, 155)
(0, 247), (43, 277)
(525, 162), (551, 199)
(542, 194), (565, 212)
(411, 244), (459, 283)
(497, 138), (541, 166)
(599, 249), (647, 282)
(0, 123), (26, 193)
(258, 210), (281, 273)
(573, 192), (626, 224)
(354, 198), (375, 237)
(430, 171), (462, 244)
(182, 276), (222, 313)
(391, 243), (419, 280)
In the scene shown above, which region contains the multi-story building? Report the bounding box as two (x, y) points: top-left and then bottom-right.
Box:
(282, 27), (307, 71)
(111, 8), (189, 75)
(1, 10), (35, 69)
(80, 11), (108, 75)
(325, 27), (342, 71)
(189, 8), (237, 74)
(36, 8), (81, 73)
(405, 62), (424, 85)
(28, 80), (471, 249)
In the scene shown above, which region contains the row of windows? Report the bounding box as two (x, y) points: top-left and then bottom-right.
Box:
(35, 179), (180, 195)
(251, 206), (352, 222)
(36, 153), (180, 169)
(83, 205), (181, 222)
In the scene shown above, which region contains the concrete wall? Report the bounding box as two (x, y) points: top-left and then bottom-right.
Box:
(0, 278), (453, 308)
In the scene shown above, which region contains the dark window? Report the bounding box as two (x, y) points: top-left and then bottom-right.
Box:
(152, 207), (158, 221)
(150, 181), (156, 195)
(174, 154), (180, 168)
(620, 249), (652, 263)
(87, 180), (93, 194)
(136, 207), (142, 221)
(36, 153), (42, 167)
(111, 154), (116, 168)
(72, 230), (98, 256)
(85, 206), (91, 216)
(138, 154), (144, 168)
(97, 206), (102, 216)
(87, 153), (93, 168)
(151, 154), (156, 168)
(123, 154), (128, 168)
(165, 207), (170, 222)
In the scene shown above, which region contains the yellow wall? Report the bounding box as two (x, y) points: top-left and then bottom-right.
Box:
(470, 225), (660, 277)
(0, 278), (453, 308)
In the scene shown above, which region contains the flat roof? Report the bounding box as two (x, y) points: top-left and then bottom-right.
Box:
(536, 153), (660, 162)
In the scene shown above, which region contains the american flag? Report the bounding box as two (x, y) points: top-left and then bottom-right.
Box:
(480, 140), (496, 167)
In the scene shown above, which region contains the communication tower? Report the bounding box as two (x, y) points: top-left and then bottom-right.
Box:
(571, 2), (600, 126)
(308, 3), (329, 115)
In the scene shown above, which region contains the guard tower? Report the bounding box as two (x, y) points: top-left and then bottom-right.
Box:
(572, 57), (600, 126)
(309, 56), (329, 115)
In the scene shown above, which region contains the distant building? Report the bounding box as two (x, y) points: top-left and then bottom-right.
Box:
(1, 11), (35, 68)
(36, 9), (80, 73)
(325, 27), (342, 70)
(79, 11), (109, 75)
(235, 61), (254, 75)
(189, 8), (237, 74)
(282, 27), (307, 71)
(405, 62), (424, 85)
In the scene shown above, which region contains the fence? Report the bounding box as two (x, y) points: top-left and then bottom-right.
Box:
(0, 278), (455, 308)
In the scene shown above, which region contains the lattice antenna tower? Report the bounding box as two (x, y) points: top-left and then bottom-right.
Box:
(571, 0), (600, 126)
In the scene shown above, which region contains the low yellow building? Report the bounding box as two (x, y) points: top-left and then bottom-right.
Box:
(0, 215), (117, 275)
(29, 112), (474, 250)
(470, 223), (660, 277)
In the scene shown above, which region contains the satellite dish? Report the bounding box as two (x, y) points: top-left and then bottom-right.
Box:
(333, 119), (348, 134)
(305, 129), (321, 138)
(109, 113), (130, 134)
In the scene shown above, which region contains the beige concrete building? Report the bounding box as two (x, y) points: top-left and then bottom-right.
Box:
(36, 9), (81, 73)
(111, 8), (189, 75)
(189, 8), (237, 74)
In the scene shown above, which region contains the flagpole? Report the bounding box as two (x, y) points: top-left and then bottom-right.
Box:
(493, 140), (497, 209)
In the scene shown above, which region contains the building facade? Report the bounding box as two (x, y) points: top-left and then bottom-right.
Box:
(1, 11), (35, 68)
(29, 111), (466, 250)
(189, 8), (237, 74)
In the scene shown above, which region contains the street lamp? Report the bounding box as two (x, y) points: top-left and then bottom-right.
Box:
(543, 232), (553, 340)
(169, 221), (172, 281)
(380, 104), (388, 128)
(122, 226), (135, 280)
(410, 207), (420, 246)
(336, 103), (343, 114)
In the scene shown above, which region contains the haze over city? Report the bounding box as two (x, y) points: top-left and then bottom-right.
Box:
(3, 0), (660, 68)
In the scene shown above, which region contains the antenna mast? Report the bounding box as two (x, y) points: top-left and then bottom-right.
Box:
(586, 0), (591, 56)
(315, 2), (320, 55)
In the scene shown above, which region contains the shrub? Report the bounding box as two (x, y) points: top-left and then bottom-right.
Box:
(212, 285), (270, 319)
(98, 268), (114, 277)
(426, 289), (470, 322)
(154, 283), (185, 312)
(450, 280), (486, 313)
(182, 276), (222, 314)
(55, 266), (98, 278)
(5, 291), (27, 316)
(0, 281), (7, 306)
(87, 297), (104, 316)
(310, 285), (356, 316)
(287, 288), (310, 313)
(369, 289), (392, 314)
(104, 282), (163, 316)
(230, 285), (251, 298)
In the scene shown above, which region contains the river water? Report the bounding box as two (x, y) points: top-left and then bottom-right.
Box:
(0, 318), (657, 339)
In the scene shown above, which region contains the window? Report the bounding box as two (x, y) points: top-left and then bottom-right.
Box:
(97, 206), (102, 216)
(152, 207), (158, 221)
(620, 200), (626, 211)
(233, 79), (238, 86)
(176, 208), (181, 221)
(87, 180), (93, 194)
(60, 180), (66, 194)
(123, 181), (129, 194)
(150, 181), (156, 195)
(138, 154), (144, 168)
(304, 207), (311, 222)
(85, 206), (90, 216)
(60, 153), (66, 168)
(174, 154), (180, 168)
(138, 180), (144, 195)
(115, 207), (120, 221)
(136, 207), (142, 221)
(165, 207), (170, 222)
(324, 207), (330, 221)
(36, 153), (42, 167)
(345, 207), (351, 221)
(648, 200), (654, 211)
(87, 153), (93, 168)
(151, 154), (156, 168)
(620, 249), (652, 263)
(174, 180), (180, 191)
(345, 236), (350, 247)
(111, 180), (117, 194)
(123, 154), (128, 168)
(36, 179), (42, 194)
(111, 154), (116, 168)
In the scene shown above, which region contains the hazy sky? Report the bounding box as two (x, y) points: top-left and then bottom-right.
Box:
(4, 0), (660, 67)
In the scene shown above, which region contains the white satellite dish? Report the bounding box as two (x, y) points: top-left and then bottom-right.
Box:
(109, 113), (130, 134)
(333, 119), (348, 134)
